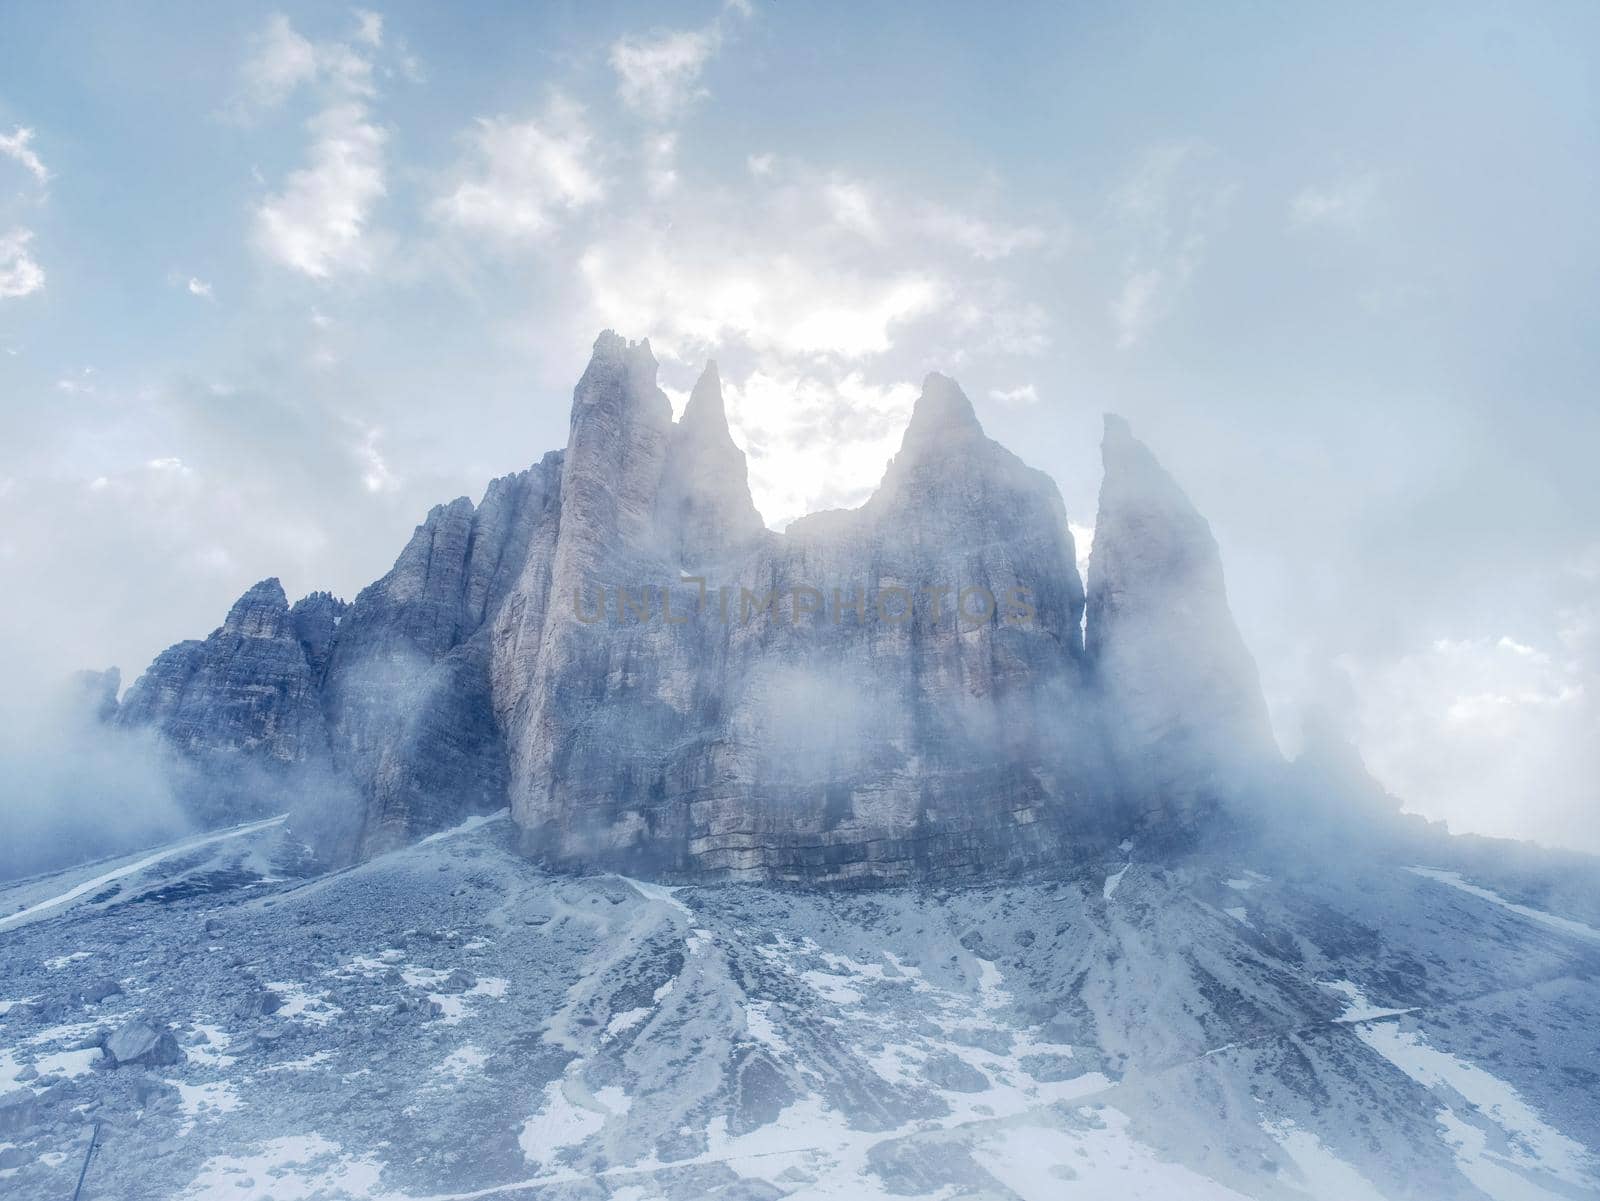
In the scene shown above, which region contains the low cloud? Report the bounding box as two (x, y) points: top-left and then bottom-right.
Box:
(1340, 598), (1600, 851)
(0, 674), (189, 882)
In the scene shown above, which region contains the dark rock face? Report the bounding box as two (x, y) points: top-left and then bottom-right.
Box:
(314, 453), (563, 858)
(115, 330), (1281, 882)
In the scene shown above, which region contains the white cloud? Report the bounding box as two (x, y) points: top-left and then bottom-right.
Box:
(434, 96), (603, 241)
(244, 15), (391, 279)
(824, 180), (882, 240)
(187, 277), (214, 300)
(256, 101), (386, 277)
(1109, 143), (1235, 349)
(572, 165), (1046, 367)
(1291, 172), (1379, 231)
(920, 205), (1047, 261)
(565, 158), (1057, 524)
(579, 233), (942, 362)
(610, 26), (722, 121)
(0, 126), (50, 185)
(988, 383), (1038, 406)
(725, 370), (919, 527)
(1343, 605), (1600, 850)
(55, 367), (95, 394)
(238, 14), (324, 110)
(355, 427), (398, 493)
(0, 229), (45, 299)
(1110, 268), (1162, 350)
(353, 9), (384, 48)
(644, 132), (679, 198)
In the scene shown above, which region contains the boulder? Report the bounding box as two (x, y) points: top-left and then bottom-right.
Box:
(102, 1020), (181, 1068)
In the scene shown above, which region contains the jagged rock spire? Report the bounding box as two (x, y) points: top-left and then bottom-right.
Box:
(680, 360), (730, 433)
(1086, 414), (1278, 826)
(901, 371), (984, 448)
(656, 359), (765, 563)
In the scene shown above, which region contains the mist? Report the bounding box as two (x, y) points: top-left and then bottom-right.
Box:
(0, 669), (190, 883)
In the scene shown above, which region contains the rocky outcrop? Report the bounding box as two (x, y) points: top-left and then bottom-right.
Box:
(101, 1018), (182, 1068)
(1085, 415), (1279, 832)
(115, 330), (1283, 882)
(114, 458), (562, 853)
(115, 578), (330, 824)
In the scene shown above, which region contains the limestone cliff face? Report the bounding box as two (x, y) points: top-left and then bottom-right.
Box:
(114, 331), (1282, 880)
(1085, 415), (1279, 832)
(496, 341), (1109, 883)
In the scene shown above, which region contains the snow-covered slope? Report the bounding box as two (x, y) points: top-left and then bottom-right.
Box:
(2, 818), (1596, 1200)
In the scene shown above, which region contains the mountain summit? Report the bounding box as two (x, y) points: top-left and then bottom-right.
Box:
(107, 333), (1281, 882)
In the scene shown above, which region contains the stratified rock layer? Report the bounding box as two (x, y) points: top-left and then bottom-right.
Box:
(114, 331), (1281, 881)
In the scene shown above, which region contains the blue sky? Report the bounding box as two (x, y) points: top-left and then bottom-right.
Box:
(2, 1), (1597, 848)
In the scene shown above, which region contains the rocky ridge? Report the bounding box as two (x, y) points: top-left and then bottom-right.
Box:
(107, 332), (1282, 883)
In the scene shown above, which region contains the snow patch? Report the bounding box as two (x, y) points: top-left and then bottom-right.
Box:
(1104, 864), (1130, 899)
(264, 981), (342, 1026)
(186, 1024), (236, 1069)
(1408, 868), (1600, 942)
(1320, 980), (1415, 1022)
(180, 1133), (382, 1200)
(32, 1047), (99, 1079)
(970, 1109), (1254, 1200)
(171, 1079), (244, 1134)
(519, 1079), (611, 1163)
(622, 876), (693, 916)
(416, 808), (509, 846)
(1348, 989), (1598, 1194)
(1262, 1119), (1391, 1201)
(436, 1045), (487, 1083)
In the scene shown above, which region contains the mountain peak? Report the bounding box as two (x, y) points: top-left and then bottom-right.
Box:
(908, 371), (982, 438)
(680, 360), (730, 436)
(886, 372), (985, 475)
(223, 577), (290, 637)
